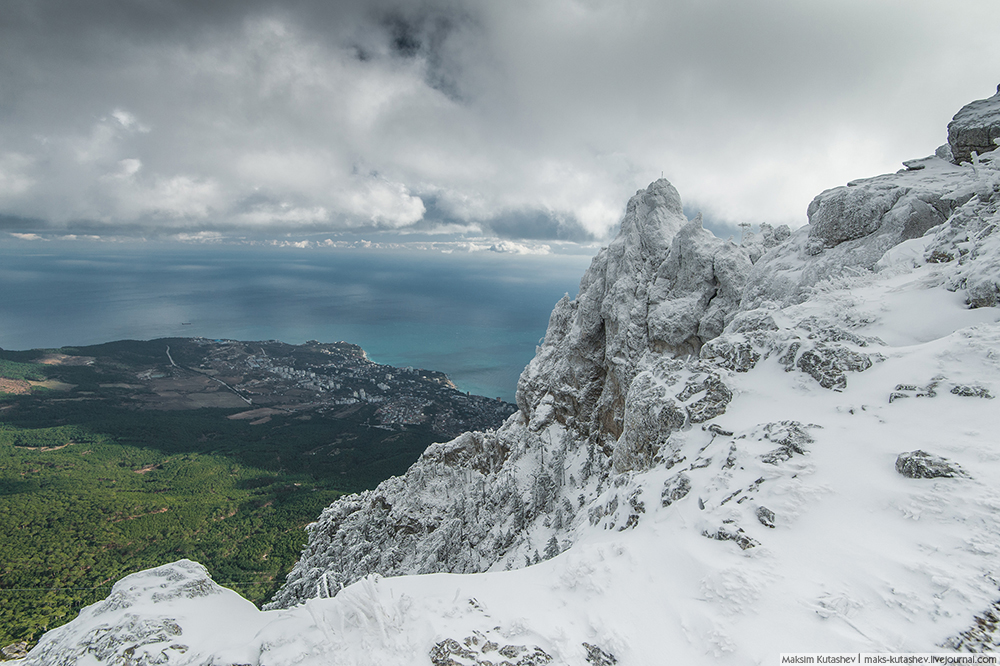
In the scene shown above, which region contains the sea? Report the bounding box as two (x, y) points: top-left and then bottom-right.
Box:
(0, 242), (595, 402)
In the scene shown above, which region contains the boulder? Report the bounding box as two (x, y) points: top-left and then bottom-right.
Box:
(948, 84), (1000, 164)
(895, 450), (966, 479)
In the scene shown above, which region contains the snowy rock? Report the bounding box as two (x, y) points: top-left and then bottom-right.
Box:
(702, 313), (881, 390)
(948, 84), (1000, 164)
(19, 560), (261, 666)
(757, 421), (817, 465)
(895, 450), (968, 479)
(755, 506), (775, 528)
(739, 222), (791, 264)
(944, 598), (1000, 651)
(518, 180), (749, 447)
(647, 217), (753, 352)
(950, 384), (994, 399)
(742, 155), (972, 308)
(921, 163), (1000, 307)
(1, 642), (29, 660)
(430, 635), (555, 666)
(702, 522), (759, 550)
(583, 642), (618, 665)
(794, 343), (873, 390)
(660, 472), (692, 507)
(614, 357), (731, 473)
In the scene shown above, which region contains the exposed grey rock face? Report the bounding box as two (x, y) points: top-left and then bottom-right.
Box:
(517, 179), (749, 446)
(921, 160), (1000, 307)
(944, 597), (1000, 651)
(268, 178), (754, 610)
(267, 89), (1000, 612)
(583, 642), (619, 666)
(742, 156), (972, 309)
(703, 522), (758, 550)
(757, 421), (818, 465)
(613, 356), (732, 473)
(895, 450), (967, 479)
(661, 472), (691, 507)
(647, 218), (753, 353)
(951, 384), (994, 399)
(701, 312), (882, 390)
(756, 506), (776, 528)
(740, 223), (791, 264)
(430, 635), (557, 666)
(948, 84), (1000, 164)
(20, 560), (251, 666)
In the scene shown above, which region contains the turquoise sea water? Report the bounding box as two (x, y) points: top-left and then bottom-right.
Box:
(0, 243), (593, 402)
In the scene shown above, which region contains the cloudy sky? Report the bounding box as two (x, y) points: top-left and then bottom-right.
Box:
(2, 0), (999, 244)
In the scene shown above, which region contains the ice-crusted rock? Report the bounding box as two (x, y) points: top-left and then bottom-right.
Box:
(265, 424), (547, 608)
(745, 111), (1000, 312)
(895, 450), (967, 479)
(660, 472), (691, 507)
(267, 178), (753, 609)
(701, 310), (883, 390)
(516, 179), (685, 444)
(742, 156), (974, 308)
(19, 560), (259, 666)
(920, 152), (1000, 307)
(518, 182), (750, 448)
(950, 384), (994, 399)
(948, 84), (1000, 164)
(944, 598), (1000, 651)
(647, 217), (753, 351)
(613, 356), (732, 473)
(739, 223), (792, 264)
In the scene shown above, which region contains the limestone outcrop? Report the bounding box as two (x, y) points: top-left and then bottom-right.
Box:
(948, 84), (1000, 164)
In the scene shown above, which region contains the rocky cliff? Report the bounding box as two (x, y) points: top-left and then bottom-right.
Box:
(262, 86), (1000, 618)
(263, 178), (757, 610)
(15, 87), (1000, 665)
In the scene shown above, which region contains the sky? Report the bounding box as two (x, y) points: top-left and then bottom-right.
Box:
(2, 0), (1000, 246)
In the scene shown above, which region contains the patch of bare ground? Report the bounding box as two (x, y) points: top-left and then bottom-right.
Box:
(140, 372), (250, 409)
(29, 379), (75, 391)
(331, 404), (364, 418)
(37, 353), (95, 366)
(0, 378), (31, 395)
(133, 463), (162, 474)
(14, 439), (77, 451)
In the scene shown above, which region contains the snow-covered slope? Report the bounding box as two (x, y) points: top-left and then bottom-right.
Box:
(15, 89), (1000, 665)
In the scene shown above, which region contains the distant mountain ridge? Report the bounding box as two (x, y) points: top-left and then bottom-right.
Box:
(14, 86), (1000, 665)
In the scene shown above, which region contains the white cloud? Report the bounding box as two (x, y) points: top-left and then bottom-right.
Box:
(111, 109), (150, 133)
(341, 178), (426, 227)
(1, 1), (999, 239)
(0, 153), (35, 198)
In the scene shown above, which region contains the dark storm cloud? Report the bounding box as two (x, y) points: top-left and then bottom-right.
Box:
(1, 0), (1000, 242)
(483, 211), (594, 243)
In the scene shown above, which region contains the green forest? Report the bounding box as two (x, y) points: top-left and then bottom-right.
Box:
(0, 344), (438, 649)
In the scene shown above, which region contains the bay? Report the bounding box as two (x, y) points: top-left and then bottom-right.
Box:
(0, 243), (593, 402)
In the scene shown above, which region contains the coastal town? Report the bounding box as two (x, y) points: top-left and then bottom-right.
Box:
(180, 337), (518, 439)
